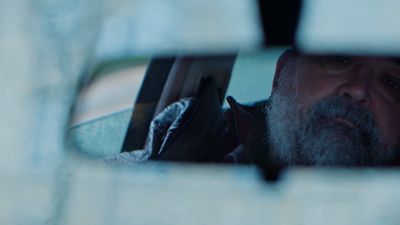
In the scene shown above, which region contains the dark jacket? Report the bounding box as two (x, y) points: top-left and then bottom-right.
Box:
(107, 80), (272, 166)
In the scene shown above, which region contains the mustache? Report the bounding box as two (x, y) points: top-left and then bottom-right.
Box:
(302, 96), (379, 145)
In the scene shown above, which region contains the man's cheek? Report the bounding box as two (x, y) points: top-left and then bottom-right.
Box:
(295, 78), (341, 112)
(368, 93), (400, 146)
(374, 109), (400, 148)
(293, 81), (325, 112)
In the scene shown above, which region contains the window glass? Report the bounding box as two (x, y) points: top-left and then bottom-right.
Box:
(71, 59), (148, 125)
(224, 48), (286, 106)
(68, 59), (148, 157)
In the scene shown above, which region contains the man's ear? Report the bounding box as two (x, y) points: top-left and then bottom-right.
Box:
(272, 49), (296, 92)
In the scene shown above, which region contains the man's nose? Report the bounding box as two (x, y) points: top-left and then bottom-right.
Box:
(337, 78), (371, 107)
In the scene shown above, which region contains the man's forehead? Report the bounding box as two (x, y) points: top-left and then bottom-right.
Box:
(361, 56), (400, 68)
(300, 53), (400, 67)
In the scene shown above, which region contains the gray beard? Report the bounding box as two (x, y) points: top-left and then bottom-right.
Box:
(298, 96), (380, 166)
(266, 79), (395, 166)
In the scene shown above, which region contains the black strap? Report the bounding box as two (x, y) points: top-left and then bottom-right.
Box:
(121, 57), (175, 152)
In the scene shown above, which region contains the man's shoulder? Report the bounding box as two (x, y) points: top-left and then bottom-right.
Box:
(107, 98), (271, 165)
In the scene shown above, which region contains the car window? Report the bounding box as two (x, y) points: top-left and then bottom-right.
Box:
(68, 59), (148, 157)
(224, 48), (285, 106)
(71, 58), (149, 126)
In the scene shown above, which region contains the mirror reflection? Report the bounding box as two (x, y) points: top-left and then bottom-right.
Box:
(70, 50), (400, 170)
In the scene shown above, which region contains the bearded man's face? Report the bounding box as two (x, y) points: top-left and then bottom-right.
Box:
(268, 51), (400, 166)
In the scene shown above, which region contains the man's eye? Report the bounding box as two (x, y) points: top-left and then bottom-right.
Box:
(328, 56), (352, 65)
(319, 55), (353, 71)
(383, 76), (400, 91)
(332, 56), (351, 64)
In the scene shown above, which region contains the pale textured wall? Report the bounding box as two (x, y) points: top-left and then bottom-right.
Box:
(2, 161), (400, 225)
